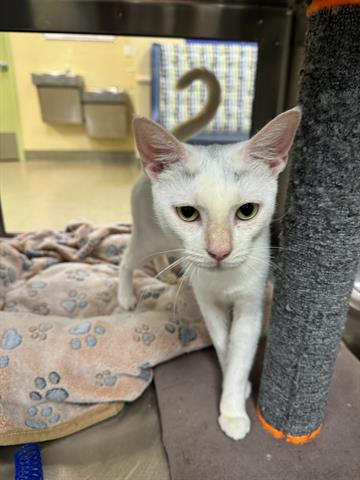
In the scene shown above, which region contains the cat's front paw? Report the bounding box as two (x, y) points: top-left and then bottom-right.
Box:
(218, 413), (250, 440)
(117, 290), (137, 311)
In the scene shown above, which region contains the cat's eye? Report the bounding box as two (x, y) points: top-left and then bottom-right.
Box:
(176, 206), (200, 222)
(236, 203), (259, 221)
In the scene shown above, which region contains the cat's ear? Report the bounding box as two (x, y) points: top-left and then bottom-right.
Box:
(133, 117), (187, 179)
(245, 108), (301, 175)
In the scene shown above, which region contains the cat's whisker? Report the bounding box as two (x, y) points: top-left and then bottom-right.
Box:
(239, 255), (279, 282)
(154, 255), (190, 280)
(271, 208), (291, 223)
(189, 264), (200, 286)
(182, 250), (205, 261)
(139, 248), (186, 264)
(153, 248), (186, 256)
(133, 255), (190, 313)
(255, 245), (306, 255)
(240, 260), (261, 279)
(244, 253), (292, 282)
(173, 262), (194, 319)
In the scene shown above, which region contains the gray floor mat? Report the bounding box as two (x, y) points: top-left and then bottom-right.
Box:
(155, 342), (360, 480)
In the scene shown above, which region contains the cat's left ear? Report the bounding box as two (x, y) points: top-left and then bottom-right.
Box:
(133, 117), (187, 179)
(245, 108), (301, 176)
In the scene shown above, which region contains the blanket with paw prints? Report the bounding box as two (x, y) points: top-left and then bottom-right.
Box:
(0, 221), (212, 445)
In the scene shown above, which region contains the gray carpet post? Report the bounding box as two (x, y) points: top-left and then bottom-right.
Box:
(258, 2), (360, 440)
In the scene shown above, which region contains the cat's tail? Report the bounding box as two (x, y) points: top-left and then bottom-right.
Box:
(171, 68), (221, 142)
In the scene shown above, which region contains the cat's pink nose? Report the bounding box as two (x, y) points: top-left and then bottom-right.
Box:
(207, 249), (231, 262)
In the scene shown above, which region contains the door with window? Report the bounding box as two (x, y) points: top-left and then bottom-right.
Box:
(0, 32), (23, 162)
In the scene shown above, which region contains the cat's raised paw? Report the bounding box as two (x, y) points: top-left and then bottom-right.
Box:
(117, 291), (137, 311)
(218, 413), (250, 440)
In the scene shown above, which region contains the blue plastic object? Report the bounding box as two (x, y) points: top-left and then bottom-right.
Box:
(14, 444), (43, 480)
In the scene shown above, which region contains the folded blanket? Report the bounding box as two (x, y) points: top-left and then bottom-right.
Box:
(0, 221), (211, 445)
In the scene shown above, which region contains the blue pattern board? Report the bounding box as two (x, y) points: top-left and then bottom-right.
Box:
(151, 41), (258, 142)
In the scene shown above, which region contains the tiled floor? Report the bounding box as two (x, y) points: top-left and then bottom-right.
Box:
(0, 157), (140, 232)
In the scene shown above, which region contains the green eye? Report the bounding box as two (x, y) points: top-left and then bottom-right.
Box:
(236, 203), (259, 221)
(176, 206), (200, 222)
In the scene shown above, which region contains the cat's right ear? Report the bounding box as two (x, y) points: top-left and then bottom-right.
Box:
(133, 117), (187, 179)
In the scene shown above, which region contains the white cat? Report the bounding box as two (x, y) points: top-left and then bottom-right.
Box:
(118, 108), (301, 440)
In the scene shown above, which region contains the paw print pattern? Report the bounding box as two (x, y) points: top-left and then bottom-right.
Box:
(55, 233), (69, 245)
(0, 263), (17, 287)
(61, 290), (88, 315)
(25, 404), (61, 429)
(138, 363), (152, 381)
(105, 244), (125, 259)
(3, 301), (18, 312)
(29, 371), (69, 402)
(133, 324), (155, 346)
(95, 370), (118, 387)
(77, 237), (88, 247)
(29, 322), (53, 341)
(96, 280), (117, 304)
(0, 355), (9, 368)
(164, 307), (198, 346)
(65, 269), (90, 281)
(95, 364), (152, 387)
(1, 328), (22, 349)
(140, 286), (165, 301)
(33, 303), (50, 316)
(96, 290), (113, 304)
(27, 280), (47, 298)
(68, 321), (106, 350)
(0, 328), (22, 369)
(21, 254), (33, 271)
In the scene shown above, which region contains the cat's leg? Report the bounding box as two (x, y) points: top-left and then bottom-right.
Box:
(194, 294), (252, 392)
(118, 228), (168, 310)
(118, 174), (174, 309)
(218, 298), (262, 440)
(117, 230), (144, 310)
(192, 291), (231, 372)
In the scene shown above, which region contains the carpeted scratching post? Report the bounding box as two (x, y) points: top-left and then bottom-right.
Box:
(258, 0), (360, 443)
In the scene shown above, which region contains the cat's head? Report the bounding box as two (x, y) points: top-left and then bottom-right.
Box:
(134, 108), (301, 270)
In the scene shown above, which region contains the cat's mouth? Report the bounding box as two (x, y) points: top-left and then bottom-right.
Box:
(201, 260), (244, 270)
(183, 255), (246, 271)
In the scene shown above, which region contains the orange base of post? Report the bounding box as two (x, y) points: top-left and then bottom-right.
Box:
(256, 407), (322, 444)
(308, 0), (360, 16)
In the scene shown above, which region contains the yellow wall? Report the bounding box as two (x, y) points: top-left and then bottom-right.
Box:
(9, 33), (182, 152)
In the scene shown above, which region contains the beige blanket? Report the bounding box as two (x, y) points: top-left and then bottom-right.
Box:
(0, 221), (211, 445)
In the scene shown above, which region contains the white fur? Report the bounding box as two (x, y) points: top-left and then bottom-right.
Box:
(118, 109), (301, 439)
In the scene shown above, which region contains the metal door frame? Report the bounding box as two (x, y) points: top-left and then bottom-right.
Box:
(0, 0), (305, 236)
